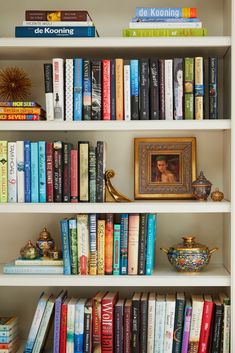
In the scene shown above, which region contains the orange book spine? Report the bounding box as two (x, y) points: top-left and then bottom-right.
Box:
(105, 214), (114, 275)
(0, 107), (44, 115)
(115, 59), (124, 120)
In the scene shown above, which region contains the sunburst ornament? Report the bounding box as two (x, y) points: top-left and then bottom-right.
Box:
(0, 67), (32, 101)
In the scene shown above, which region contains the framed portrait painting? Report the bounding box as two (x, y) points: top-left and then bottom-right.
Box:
(134, 137), (196, 199)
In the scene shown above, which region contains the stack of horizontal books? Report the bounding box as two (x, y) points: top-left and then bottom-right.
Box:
(0, 317), (19, 353)
(0, 102), (45, 121)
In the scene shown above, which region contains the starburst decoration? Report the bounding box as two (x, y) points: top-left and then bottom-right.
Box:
(0, 67), (32, 101)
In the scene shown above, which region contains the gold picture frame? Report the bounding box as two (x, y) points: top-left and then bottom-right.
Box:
(134, 137), (196, 199)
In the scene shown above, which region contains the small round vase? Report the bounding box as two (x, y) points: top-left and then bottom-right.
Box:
(20, 240), (38, 260)
(192, 171), (212, 201)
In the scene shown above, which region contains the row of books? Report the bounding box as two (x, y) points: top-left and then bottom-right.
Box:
(0, 317), (19, 353)
(15, 10), (97, 38)
(123, 7), (208, 37)
(0, 140), (106, 203)
(60, 213), (157, 275)
(44, 56), (218, 121)
(0, 102), (45, 121)
(25, 290), (230, 353)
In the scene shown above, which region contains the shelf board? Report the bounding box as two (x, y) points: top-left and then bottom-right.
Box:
(0, 200), (230, 213)
(0, 264), (230, 287)
(0, 37), (231, 59)
(0, 120), (231, 132)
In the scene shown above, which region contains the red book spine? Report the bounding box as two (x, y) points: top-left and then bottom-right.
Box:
(70, 149), (78, 202)
(59, 302), (68, 353)
(105, 214), (114, 275)
(46, 142), (54, 202)
(101, 294), (117, 352)
(102, 60), (111, 120)
(123, 302), (131, 353)
(198, 301), (214, 353)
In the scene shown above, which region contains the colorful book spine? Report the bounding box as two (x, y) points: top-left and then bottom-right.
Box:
(123, 28), (207, 37)
(139, 58), (150, 120)
(138, 214), (147, 275)
(96, 141), (105, 203)
(159, 59), (165, 119)
(83, 59), (92, 120)
(91, 60), (102, 120)
(53, 291), (66, 353)
(7, 142), (17, 203)
(65, 59), (74, 121)
(130, 60), (139, 120)
(24, 141), (31, 203)
(150, 59), (160, 119)
(30, 142), (39, 203)
(0, 114), (42, 120)
(115, 59), (124, 120)
(147, 293), (156, 353)
(15, 26), (95, 37)
(145, 214), (156, 275)
(154, 295), (166, 353)
(84, 300), (92, 353)
(78, 142), (89, 202)
(102, 59), (111, 120)
(101, 293), (117, 352)
(0, 141), (8, 203)
(60, 298), (69, 353)
(135, 7), (197, 18)
(172, 293), (185, 353)
(92, 292), (105, 353)
(16, 141), (24, 202)
(89, 213), (97, 275)
(209, 57), (218, 119)
(110, 60), (116, 120)
(195, 57), (204, 120)
(60, 219), (71, 275)
(164, 59), (173, 120)
(198, 296), (214, 353)
(44, 63), (54, 120)
(25, 10), (89, 21)
(73, 58), (83, 121)
(53, 58), (64, 121)
(53, 141), (63, 202)
(181, 301), (192, 353)
(120, 214), (129, 275)
(74, 298), (86, 353)
(77, 214), (89, 275)
(46, 142), (54, 202)
(66, 298), (76, 353)
(114, 300), (124, 353)
(105, 213), (114, 275)
(89, 146), (96, 203)
(123, 300), (131, 353)
(0, 107), (44, 115)
(124, 60), (131, 121)
(188, 295), (204, 353)
(70, 150), (78, 202)
(173, 58), (183, 120)
(38, 141), (46, 203)
(128, 214), (140, 275)
(63, 143), (72, 202)
(69, 219), (78, 275)
(0, 101), (39, 107)
(184, 58), (194, 119)
(113, 224), (121, 275)
(97, 219), (105, 275)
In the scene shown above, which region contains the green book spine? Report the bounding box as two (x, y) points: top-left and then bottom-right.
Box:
(0, 141), (8, 203)
(69, 219), (78, 275)
(123, 28), (208, 37)
(184, 58), (194, 119)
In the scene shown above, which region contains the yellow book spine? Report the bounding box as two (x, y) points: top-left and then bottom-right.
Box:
(195, 57), (204, 120)
(97, 220), (105, 275)
(115, 59), (124, 120)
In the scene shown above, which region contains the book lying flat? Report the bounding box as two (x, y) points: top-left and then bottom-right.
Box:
(3, 263), (63, 274)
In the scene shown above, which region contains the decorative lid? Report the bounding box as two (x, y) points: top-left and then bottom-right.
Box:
(38, 227), (51, 241)
(169, 236), (209, 252)
(192, 171), (212, 187)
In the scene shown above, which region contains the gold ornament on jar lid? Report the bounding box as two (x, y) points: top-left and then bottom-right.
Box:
(36, 227), (55, 258)
(211, 188), (224, 202)
(20, 240), (38, 260)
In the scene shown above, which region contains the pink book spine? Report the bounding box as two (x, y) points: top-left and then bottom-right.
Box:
(198, 301), (214, 353)
(70, 150), (78, 202)
(182, 306), (192, 353)
(127, 214), (140, 275)
(102, 60), (111, 120)
(46, 142), (54, 202)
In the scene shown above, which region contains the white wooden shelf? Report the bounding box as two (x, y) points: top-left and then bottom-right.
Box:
(0, 200), (230, 213)
(0, 37), (231, 59)
(0, 120), (231, 132)
(0, 264), (230, 287)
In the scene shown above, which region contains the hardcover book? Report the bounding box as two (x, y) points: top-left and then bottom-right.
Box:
(65, 59), (74, 121)
(73, 58), (83, 121)
(113, 224), (121, 275)
(89, 146), (96, 203)
(97, 219), (105, 275)
(70, 150), (78, 202)
(60, 219), (71, 275)
(184, 57), (194, 119)
(102, 60), (111, 120)
(164, 59), (173, 120)
(139, 58), (150, 120)
(101, 292), (118, 352)
(59, 298), (69, 353)
(130, 60), (139, 120)
(77, 214), (89, 275)
(44, 63), (54, 120)
(172, 292), (185, 353)
(195, 57), (204, 120)
(147, 292), (156, 353)
(38, 141), (46, 203)
(154, 294), (166, 353)
(128, 214), (140, 275)
(53, 58), (64, 121)
(209, 57), (218, 119)
(145, 214), (156, 275)
(93, 292), (106, 353)
(53, 141), (63, 202)
(66, 298), (77, 353)
(163, 293), (176, 353)
(25, 10), (89, 21)
(198, 295), (214, 353)
(140, 293), (148, 353)
(46, 142), (54, 202)
(89, 213), (97, 275)
(115, 59), (124, 120)
(78, 142), (89, 202)
(83, 59), (92, 120)
(30, 142), (39, 203)
(123, 300), (131, 353)
(63, 143), (72, 202)
(68, 218), (78, 275)
(124, 60), (131, 121)
(84, 299), (92, 353)
(131, 292), (141, 353)
(24, 141), (31, 203)
(188, 295), (204, 353)
(120, 214), (129, 275)
(114, 300), (124, 353)
(53, 291), (67, 353)
(105, 214), (114, 275)
(173, 58), (183, 120)
(150, 59), (160, 119)
(135, 7), (197, 18)
(15, 26), (95, 37)
(138, 214), (147, 275)
(7, 142), (17, 203)
(74, 298), (86, 353)
(181, 299), (192, 353)
(0, 141), (8, 203)
(92, 60), (102, 120)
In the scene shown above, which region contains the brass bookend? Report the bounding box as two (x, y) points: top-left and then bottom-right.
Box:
(105, 169), (132, 202)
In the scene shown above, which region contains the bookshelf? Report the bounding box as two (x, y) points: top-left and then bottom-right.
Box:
(0, 0), (233, 351)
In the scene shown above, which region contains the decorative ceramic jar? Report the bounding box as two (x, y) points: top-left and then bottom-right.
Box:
(48, 246), (62, 260)
(160, 236), (218, 272)
(36, 227), (54, 258)
(20, 240), (38, 259)
(211, 188), (224, 202)
(192, 171), (212, 201)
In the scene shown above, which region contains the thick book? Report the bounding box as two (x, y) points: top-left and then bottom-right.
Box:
(4, 263), (63, 274)
(188, 295), (204, 353)
(123, 300), (131, 353)
(73, 58), (83, 121)
(15, 26), (95, 37)
(145, 214), (156, 275)
(83, 59), (92, 120)
(38, 141), (46, 203)
(63, 143), (72, 202)
(130, 60), (139, 120)
(140, 293), (148, 353)
(123, 28), (208, 37)
(46, 142), (54, 202)
(53, 58), (64, 121)
(113, 224), (121, 275)
(114, 300), (124, 353)
(77, 214), (89, 275)
(147, 292), (156, 353)
(24, 293), (49, 353)
(78, 141), (89, 202)
(68, 218), (78, 275)
(115, 59), (124, 120)
(0, 102), (39, 107)
(150, 59), (160, 119)
(92, 292), (106, 353)
(139, 58), (150, 120)
(0, 107), (44, 115)
(89, 146), (96, 203)
(0, 141), (8, 203)
(135, 7), (197, 18)
(70, 150), (78, 202)
(7, 142), (17, 203)
(209, 299), (223, 353)
(16, 141), (24, 203)
(129, 21), (202, 28)
(97, 219), (105, 275)
(209, 57), (218, 119)
(59, 298), (69, 353)
(74, 298), (86, 353)
(60, 219), (71, 275)
(15, 258), (63, 266)
(53, 290), (67, 353)
(91, 60), (102, 120)
(66, 298), (77, 353)
(219, 293), (230, 353)
(24, 141), (31, 203)
(128, 214), (140, 275)
(96, 141), (105, 203)
(173, 58), (183, 120)
(154, 294), (166, 353)
(65, 59), (74, 121)
(138, 213), (147, 275)
(25, 10), (89, 21)
(184, 57), (194, 119)
(102, 59), (111, 120)
(164, 59), (173, 120)
(89, 213), (97, 275)
(44, 63), (54, 121)
(172, 292), (185, 353)
(124, 60), (131, 121)
(159, 59), (165, 119)
(182, 300), (192, 353)
(195, 57), (204, 120)
(101, 292), (118, 352)
(84, 299), (92, 353)
(120, 214), (129, 275)
(198, 295), (214, 353)
(163, 293), (176, 353)
(105, 213), (114, 275)
(131, 292), (141, 353)
(0, 114), (42, 120)
(30, 142), (39, 203)
(110, 60), (116, 120)
(53, 141), (63, 202)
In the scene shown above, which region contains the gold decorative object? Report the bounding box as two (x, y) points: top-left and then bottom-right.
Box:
(20, 240), (38, 260)
(36, 227), (55, 258)
(211, 188), (224, 202)
(48, 246), (62, 260)
(105, 169), (132, 202)
(0, 67), (31, 101)
(192, 171), (212, 201)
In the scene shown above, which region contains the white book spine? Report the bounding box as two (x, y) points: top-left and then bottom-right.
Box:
(46, 93), (54, 121)
(53, 58), (64, 121)
(164, 59), (173, 120)
(16, 141), (24, 203)
(66, 300), (76, 353)
(223, 304), (230, 353)
(8, 142), (17, 203)
(23, 20), (93, 26)
(163, 300), (176, 353)
(129, 22), (202, 29)
(124, 64), (131, 121)
(188, 298), (204, 353)
(154, 301), (166, 353)
(75, 300), (85, 336)
(65, 59), (74, 121)
(147, 294), (156, 353)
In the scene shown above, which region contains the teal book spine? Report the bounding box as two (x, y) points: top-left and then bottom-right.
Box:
(60, 219), (71, 275)
(120, 214), (129, 275)
(145, 214), (157, 275)
(38, 141), (46, 203)
(30, 142), (39, 202)
(113, 224), (121, 275)
(69, 218), (78, 275)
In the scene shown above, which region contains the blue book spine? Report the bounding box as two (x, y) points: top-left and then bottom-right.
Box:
(113, 224), (121, 275)
(110, 59), (116, 120)
(130, 60), (139, 120)
(53, 291), (66, 353)
(120, 214), (129, 275)
(15, 26), (96, 38)
(30, 142), (39, 203)
(38, 141), (46, 203)
(73, 59), (83, 121)
(24, 141), (31, 203)
(145, 214), (157, 275)
(60, 219), (71, 275)
(136, 7), (189, 18)
(74, 301), (85, 353)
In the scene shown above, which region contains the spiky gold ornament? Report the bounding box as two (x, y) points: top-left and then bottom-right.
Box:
(0, 67), (31, 101)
